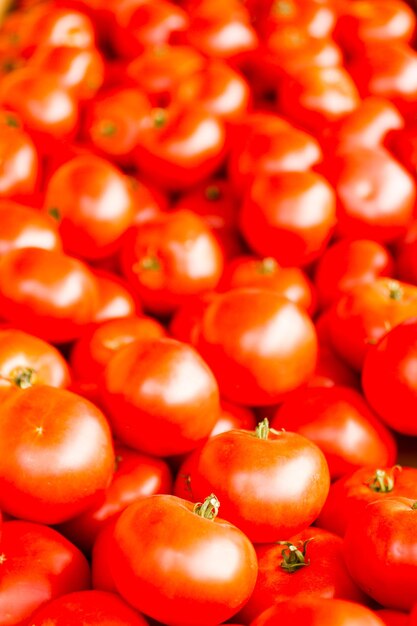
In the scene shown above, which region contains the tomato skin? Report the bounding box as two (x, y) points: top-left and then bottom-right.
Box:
(190, 428), (330, 543)
(44, 155), (136, 261)
(92, 269), (142, 322)
(314, 239), (394, 310)
(317, 465), (417, 538)
(328, 146), (415, 243)
(344, 497), (417, 611)
(120, 210), (224, 315)
(308, 347), (359, 390)
(362, 319), (417, 435)
(0, 247), (99, 343)
(196, 288), (318, 406)
(102, 337), (220, 457)
(329, 278), (417, 371)
(375, 609), (410, 626)
(0, 520), (90, 626)
(0, 386), (115, 524)
(249, 597), (385, 626)
(272, 386), (397, 480)
(26, 590), (150, 625)
(111, 494), (258, 626)
(0, 127), (39, 201)
(238, 526), (366, 624)
(0, 202), (61, 256)
(58, 443), (173, 553)
(91, 520), (118, 593)
(239, 171), (336, 268)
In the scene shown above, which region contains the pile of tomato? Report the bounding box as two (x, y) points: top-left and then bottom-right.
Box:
(3, 0), (417, 624)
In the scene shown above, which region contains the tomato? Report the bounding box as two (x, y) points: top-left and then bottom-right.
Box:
(120, 210), (224, 315)
(58, 443), (172, 553)
(196, 288), (318, 405)
(344, 497), (417, 611)
(239, 170), (336, 268)
(70, 315), (165, 381)
(91, 520), (118, 593)
(0, 67), (79, 140)
(111, 494), (258, 625)
(328, 278), (417, 371)
(238, 526), (366, 624)
(375, 609), (410, 626)
(134, 105), (226, 191)
(279, 66), (360, 132)
(318, 465), (417, 537)
(219, 256), (317, 314)
(102, 337), (220, 457)
(44, 155), (136, 260)
(272, 386), (396, 480)
(0, 247), (99, 343)
(91, 269), (142, 322)
(326, 146), (415, 242)
(0, 386), (114, 524)
(249, 597), (385, 626)
(190, 420), (330, 542)
(362, 318), (417, 435)
(0, 328), (71, 401)
(314, 239), (394, 310)
(27, 590), (150, 625)
(308, 347), (359, 389)
(0, 519), (90, 626)
(0, 125), (39, 201)
(0, 201), (61, 256)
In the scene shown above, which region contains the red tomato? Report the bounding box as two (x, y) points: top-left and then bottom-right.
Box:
(44, 155), (136, 260)
(58, 443), (172, 553)
(329, 278), (417, 371)
(27, 590), (149, 625)
(0, 201), (61, 256)
(272, 386), (397, 480)
(120, 210), (224, 315)
(375, 609), (410, 626)
(327, 146), (415, 242)
(134, 105), (226, 191)
(0, 126), (39, 202)
(219, 256), (317, 315)
(91, 521), (118, 593)
(239, 526), (366, 624)
(308, 347), (359, 389)
(102, 337), (220, 457)
(317, 465), (417, 537)
(0, 247), (99, 343)
(196, 288), (318, 405)
(91, 269), (142, 322)
(70, 315), (165, 381)
(0, 386), (114, 524)
(111, 494), (258, 625)
(190, 421), (330, 542)
(249, 597), (385, 626)
(314, 238), (394, 310)
(362, 318), (417, 435)
(344, 497), (417, 611)
(279, 66), (360, 132)
(210, 399), (256, 437)
(0, 520), (90, 626)
(239, 171), (336, 268)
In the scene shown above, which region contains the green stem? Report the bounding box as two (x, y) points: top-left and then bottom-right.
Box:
(193, 494), (220, 520)
(277, 540), (311, 573)
(367, 466), (401, 493)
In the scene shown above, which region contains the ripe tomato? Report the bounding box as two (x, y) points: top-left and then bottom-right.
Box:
(91, 269), (142, 322)
(120, 210), (224, 315)
(44, 155), (136, 260)
(190, 420), (330, 542)
(111, 494), (258, 625)
(375, 609), (410, 626)
(314, 238), (394, 310)
(0, 126), (39, 201)
(196, 288), (318, 405)
(272, 386), (397, 480)
(362, 318), (417, 435)
(27, 590), (150, 626)
(0, 201), (61, 256)
(250, 597), (385, 626)
(317, 465), (417, 537)
(0, 386), (115, 524)
(0, 247), (99, 343)
(328, 278), (417, 371)
(238, 526), (366, 624)
(0, 519), (90, 626)
(344, 497), (417, 611)
(239, 170), (336, 268)
(102, 337), (220, 457)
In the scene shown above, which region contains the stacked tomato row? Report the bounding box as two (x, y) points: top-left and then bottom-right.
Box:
(2, 0), (417, 624)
